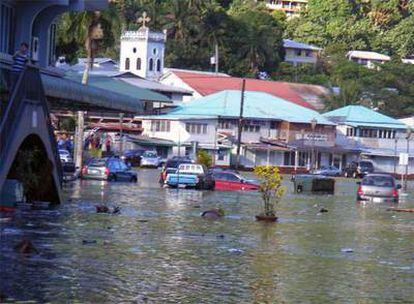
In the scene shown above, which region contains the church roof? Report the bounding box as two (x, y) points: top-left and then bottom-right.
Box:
(323, 105), (406, 129)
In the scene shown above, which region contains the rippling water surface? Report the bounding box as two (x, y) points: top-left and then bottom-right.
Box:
(1, 169), (414, 303)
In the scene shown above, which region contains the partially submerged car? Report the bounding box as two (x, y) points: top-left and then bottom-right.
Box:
(313, 166), (341, 177)
(357, 173), (400, 203)
(159, 156), (194, 184)
(212, 170), (259, 191)
(81, 157), (137, 182)
(140, 151), (164, 168)
(292, 174), (335, 194)
(344, 161), (374, 178)
(165, 164), (215, 190)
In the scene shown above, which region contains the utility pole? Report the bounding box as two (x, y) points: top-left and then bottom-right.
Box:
(235, 79), (246, 170)
(214, 42), (219, 74)
(119, 113), (124, 154)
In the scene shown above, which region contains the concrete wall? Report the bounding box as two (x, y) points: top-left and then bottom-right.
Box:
(285, 48), (318, 65)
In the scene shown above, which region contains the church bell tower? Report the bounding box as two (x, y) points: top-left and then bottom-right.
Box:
(119, 12), (166, 81)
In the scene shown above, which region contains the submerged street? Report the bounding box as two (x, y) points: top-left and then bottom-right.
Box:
(1, 169), (413, 303)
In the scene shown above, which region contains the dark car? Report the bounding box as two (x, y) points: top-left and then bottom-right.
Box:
(357, 173), (400, 203)
(81, 157), (137, 182)
(159, 156), (194, 183)
(120, 149), (145, 167)
(344, 161), (374, 178)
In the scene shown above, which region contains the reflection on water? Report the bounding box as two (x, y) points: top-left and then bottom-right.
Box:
(1, 170), (414, 303)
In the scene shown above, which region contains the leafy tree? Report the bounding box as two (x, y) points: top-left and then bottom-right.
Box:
(197, 150), (213, 167)
(254, 165), (286, 217)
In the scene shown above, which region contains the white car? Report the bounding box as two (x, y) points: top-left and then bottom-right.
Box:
(59, 149), (73, 163)
(140, 151), (163, 168)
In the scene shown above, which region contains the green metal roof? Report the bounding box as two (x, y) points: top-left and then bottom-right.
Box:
(147, 90), (334, 125)
(41, 74), (142, 113)
(65, 73), (171, 103)
(322, 105), (406, 129)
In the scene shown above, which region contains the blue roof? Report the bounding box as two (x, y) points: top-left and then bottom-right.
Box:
(322, 105), (406, 129)
(151, 90), (334, 125)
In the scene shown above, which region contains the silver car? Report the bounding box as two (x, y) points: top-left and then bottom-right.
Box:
(357, 174), (401, 203)
(140, 151), (162, 168)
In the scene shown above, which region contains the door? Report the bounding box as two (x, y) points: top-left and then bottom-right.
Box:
(213, 173), (229, 190)
(225, 173), (244, 190)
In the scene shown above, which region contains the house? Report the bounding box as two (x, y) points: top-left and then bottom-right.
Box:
(160, 69), (329, 110)
(283, 39), (321, 66)
(346, 51), (391, 69)
(139, 90), (337, 170)
(323, 105), (413, 175)
(258, 0), (308, 18)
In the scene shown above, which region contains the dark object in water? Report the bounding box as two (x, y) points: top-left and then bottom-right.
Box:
(387, 208), (414, 213)
(319, 208), (328, 213)
(292, 174), (335, 194)
(201, 208), (225, 219)
(112, 206), (121, 214)
(14, 239), (39, 254)
(82, 240), (97, 245)
(96, 205), (109, 213)
(255, 214), (278, 222)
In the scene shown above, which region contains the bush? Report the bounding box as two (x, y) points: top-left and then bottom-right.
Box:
(197, 150), (213, 168)
(254, 165), (286, 216)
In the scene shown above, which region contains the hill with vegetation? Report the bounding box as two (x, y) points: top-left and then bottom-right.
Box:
(56, 0), (414, 117)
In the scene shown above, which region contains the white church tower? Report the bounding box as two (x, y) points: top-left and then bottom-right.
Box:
(120, 12), (166, 81)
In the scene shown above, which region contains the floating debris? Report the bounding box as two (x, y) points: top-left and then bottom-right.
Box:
(14, 239), (39, 254)
(82, 240), (97, 245)
(341, 248), (354, 253)
(201, 208), (225, 219)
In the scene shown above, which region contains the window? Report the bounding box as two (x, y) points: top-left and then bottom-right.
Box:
(296, 49), (302, 56)
(0, 3), (14, 53)
(133, 47), (137, 53)
(243, 123), (260, 133)
(305, 50), (312, 57)
(153, 48), (157, 55)
(150, 120), (170, 132)
(186, 123), (208, 134)
(283, 151), (295, 166)
(218, 119), (235, 129)
(156, 59), (161, 72)
(136, 58), (141, 70)
(149, 58), (154, 71)
(125, 58), (130, 70)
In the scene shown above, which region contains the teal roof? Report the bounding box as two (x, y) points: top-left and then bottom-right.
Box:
(152, 90), (334, 124)
(41, 74), (142, 113)
(65, 73), (171, 103)
(322, 105), (406, 129)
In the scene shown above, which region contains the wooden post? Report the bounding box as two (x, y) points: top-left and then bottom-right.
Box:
(235, 79), (246, 170)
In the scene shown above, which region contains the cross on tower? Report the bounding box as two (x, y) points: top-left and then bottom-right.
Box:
(137, 11), (151, 28)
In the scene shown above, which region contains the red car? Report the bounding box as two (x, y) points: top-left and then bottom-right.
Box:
(212, 171), (259, 191)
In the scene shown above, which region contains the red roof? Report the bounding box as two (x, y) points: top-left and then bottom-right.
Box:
(172, 71), (317, 109)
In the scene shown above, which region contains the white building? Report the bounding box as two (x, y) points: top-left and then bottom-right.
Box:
(283, 39), (321, 66)
(120, 27), (167, 81)
(259, 0), (308, 18)
(139, 90), (337, 170)
(323, 105), (414, 175)
(346, 51), (391, 69)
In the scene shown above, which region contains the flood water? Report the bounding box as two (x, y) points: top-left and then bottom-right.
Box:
(1, 169), (414, 303)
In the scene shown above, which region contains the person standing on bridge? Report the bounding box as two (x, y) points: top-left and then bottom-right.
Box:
(10, 42), (30, 90)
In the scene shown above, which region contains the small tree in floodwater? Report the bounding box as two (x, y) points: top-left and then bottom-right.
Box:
(197, 150), (212, 168)
(254, 165), (286, 217)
